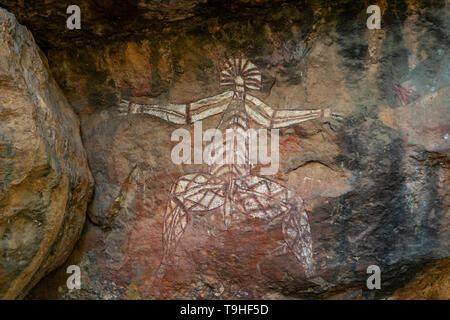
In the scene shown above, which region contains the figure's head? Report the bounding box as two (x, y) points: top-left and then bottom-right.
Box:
(220, 57), (262, 92)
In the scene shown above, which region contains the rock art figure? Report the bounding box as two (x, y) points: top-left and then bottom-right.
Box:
(119, 57), (342, 286)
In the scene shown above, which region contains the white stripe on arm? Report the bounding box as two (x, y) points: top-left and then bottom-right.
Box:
(245, 94), (323, 128)
(120, 91), (234, 124)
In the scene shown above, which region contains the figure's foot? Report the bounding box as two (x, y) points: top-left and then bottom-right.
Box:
(143, 261), (169, 298)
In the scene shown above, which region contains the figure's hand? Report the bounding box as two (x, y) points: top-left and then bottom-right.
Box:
(323, 108), (344, 122)
(118, 99), (131, 116)
(322, 108), (344, 131)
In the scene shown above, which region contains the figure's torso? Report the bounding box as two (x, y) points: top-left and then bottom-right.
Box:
(209, 92), (251, 181)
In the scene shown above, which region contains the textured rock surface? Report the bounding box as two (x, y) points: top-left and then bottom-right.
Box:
(0, 9), (92, 299)
(0, 0), (447, 299)
(389, 258), (449, 299)
(0, 0), (287, 49)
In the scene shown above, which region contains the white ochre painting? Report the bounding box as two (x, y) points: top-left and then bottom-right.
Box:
(119, 57), (341, 285)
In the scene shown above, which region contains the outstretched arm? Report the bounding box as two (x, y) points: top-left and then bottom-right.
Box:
(119, 91), (234, 124)
(245, 94), (342, 128)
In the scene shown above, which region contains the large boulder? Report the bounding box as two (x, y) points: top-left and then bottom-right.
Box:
(0, 8), (92, 299)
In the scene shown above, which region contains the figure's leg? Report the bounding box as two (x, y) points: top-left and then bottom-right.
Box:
(233, 175), (314, 277)
(149, 197), (189, 291)
(232, 175), (291, 221)
(281, 198), (314, 277)
(163, 173), (226, 261)
(150, 173), (226, 290)
(161, 197), (189, 265)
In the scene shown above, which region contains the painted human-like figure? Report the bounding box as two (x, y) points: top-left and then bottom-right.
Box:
(119, 58), (342, 283)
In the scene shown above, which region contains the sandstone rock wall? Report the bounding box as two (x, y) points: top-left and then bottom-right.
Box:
(0, 0), (447, 299)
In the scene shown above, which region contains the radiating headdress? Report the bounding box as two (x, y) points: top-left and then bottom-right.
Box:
(220, 57), (262, 91)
